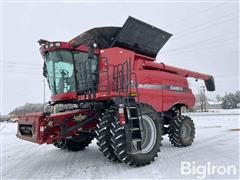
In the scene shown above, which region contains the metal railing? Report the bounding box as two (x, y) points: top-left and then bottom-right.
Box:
(112, 59), (139, 102)
(77, 57), (139, 101)
(78, 57), (109, 99)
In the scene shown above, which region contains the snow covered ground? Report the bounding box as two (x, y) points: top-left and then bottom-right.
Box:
(185, 108), (240, 116)
(1, 111), (239, 179)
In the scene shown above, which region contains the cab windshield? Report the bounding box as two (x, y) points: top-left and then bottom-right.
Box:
(45, 50), (98, 96)
(45, 51), (76, 95)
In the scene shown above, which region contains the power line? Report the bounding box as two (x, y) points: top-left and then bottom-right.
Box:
(160, 50), (239, 63)
(2, 64), (41, 70)
(173, 10), (238, 36)
(1, 60), (41, 67)
(0, 70), (40, 75)
(162, 2), (227, 29)
(160, 39), (237, 57)
(215, 77), (239, 81)
(172, 15), (237, 41)
(160, 32), (238, 55)
(214, 74), (239, 78)
(159, 11), (238, 57)
(12, 80), (44, 96)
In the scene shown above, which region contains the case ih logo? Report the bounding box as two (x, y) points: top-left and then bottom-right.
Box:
(169, 85), (184, 92)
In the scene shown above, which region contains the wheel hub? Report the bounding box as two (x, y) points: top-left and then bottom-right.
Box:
(133, 115), (157, 154)
(181, 123), (192, 141)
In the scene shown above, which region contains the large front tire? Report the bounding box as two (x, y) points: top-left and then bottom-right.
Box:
(111, 104), (163, 166)
(95, 109), (119, 161)
(169, 115), (195, 147)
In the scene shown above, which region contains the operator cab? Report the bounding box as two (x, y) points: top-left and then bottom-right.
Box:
(40, 41), (99, 97)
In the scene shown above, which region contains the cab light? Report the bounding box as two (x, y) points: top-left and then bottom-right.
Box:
(55, 42), (61, 47)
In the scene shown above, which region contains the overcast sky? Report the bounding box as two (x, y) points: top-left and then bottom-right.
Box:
(1, 1), (239, 114)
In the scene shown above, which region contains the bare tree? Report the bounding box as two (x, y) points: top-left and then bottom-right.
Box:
(199, 86), (207, 112)
(216, 94), (222, 103)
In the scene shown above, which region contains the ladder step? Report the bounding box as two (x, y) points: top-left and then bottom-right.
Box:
(131, 128), (140, 131)
(128, 106), (137, 109)
(130, 117), (138, 120)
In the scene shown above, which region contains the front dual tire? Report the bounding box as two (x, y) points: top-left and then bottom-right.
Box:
(95, 110), (119, 161)
(96, 104), (164, 166)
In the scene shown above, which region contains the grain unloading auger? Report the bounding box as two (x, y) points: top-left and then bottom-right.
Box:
(17, 17), (215, 166)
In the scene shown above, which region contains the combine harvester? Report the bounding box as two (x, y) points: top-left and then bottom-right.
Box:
(17, 17), (215, 166)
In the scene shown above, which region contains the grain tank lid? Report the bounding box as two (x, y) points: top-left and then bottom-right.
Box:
(69, 27), (121, 49)
(69, 16), (172, 58)
(112, 16), (172, 58)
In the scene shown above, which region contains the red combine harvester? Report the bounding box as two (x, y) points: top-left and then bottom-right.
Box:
(17, 17), (215, 166)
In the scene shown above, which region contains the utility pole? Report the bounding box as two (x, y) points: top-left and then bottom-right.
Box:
(200, 86), (207, 112)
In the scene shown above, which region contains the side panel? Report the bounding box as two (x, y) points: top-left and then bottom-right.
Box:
(100, 47), (135, 66)
(136, 70), (195, 112)
(135, 70), (163, 112)
(161, 75), (195, 111)
(97, 46), (196, 112)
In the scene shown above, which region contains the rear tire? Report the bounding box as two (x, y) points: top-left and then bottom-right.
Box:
(96, 109), (119, 161)
(111, 104), (163, 166)
(53, 132), (93, 151)
(169, 115), (195, 147)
